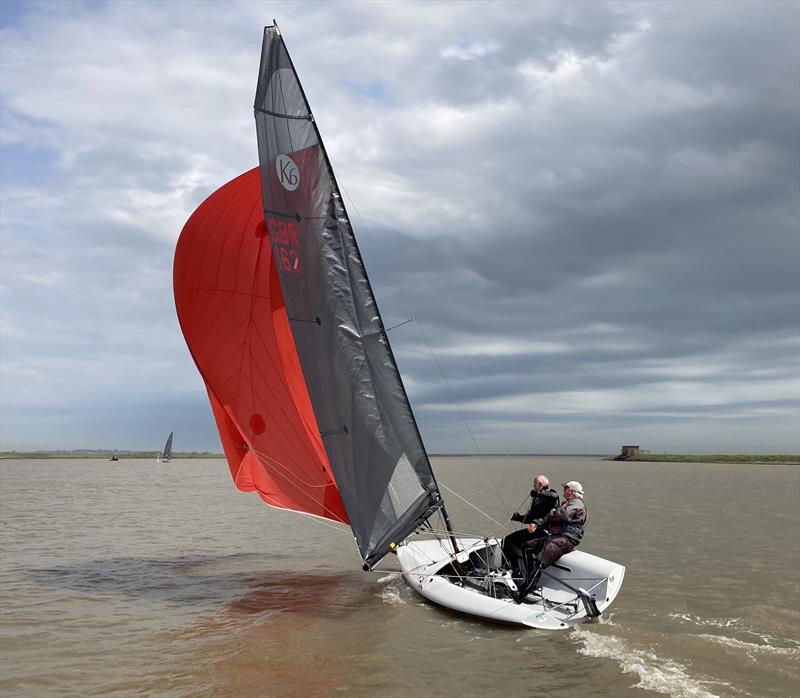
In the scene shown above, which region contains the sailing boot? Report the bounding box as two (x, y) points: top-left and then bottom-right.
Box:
(514, 558), (543, 603)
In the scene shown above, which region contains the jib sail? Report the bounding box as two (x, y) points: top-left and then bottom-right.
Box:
(253, 26), (441, 567)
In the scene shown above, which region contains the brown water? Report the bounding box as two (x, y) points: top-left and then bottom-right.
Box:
(1, 456), (798, 697)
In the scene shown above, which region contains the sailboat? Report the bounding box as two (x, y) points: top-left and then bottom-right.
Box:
(158, 432), (173, 463)
(173, 24), (624, 629)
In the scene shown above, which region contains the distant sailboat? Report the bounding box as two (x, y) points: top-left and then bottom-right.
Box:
(173, 24), (624, 628)
(158, 432), (173, 462)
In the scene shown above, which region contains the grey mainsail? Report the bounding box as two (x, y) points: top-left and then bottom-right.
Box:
(162, 432), (173, 461)
(253, 25), (441, 567)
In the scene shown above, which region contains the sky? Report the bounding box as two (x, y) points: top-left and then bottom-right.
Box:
(1, 0), (798, 454)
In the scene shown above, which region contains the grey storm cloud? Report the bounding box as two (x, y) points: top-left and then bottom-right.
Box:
(0, 0), (797, 453)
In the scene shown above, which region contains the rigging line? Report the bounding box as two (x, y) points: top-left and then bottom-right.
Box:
(507, 492), (532, 523)
(336, 179), (372, 238)
(416, 526), (501, 540)
(385, 318), (415, 333)
(414, 319), (510, 515)
(250, 447), (339, 489)
(247, 448), (348, 524)
(265, 497), (351, 536)
(334, 169), (459, 545)
(292, 511), (351, 534)
(255, 464), (347, 525)
(427, 510), (461, 562)
(435, 483), (504, 527)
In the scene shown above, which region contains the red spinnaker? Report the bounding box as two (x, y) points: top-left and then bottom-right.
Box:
(173, 167), (348, 524)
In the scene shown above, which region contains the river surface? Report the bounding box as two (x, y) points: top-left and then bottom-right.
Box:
(1, 456), (798, 697)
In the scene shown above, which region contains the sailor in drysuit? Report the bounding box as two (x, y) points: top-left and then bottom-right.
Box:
(515, 480), (587, 602)
(502, 474), (559, 574)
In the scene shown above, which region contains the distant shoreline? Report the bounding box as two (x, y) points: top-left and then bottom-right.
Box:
(602, 453), (800, 464)
(1, 451), (797, 464)
(0, 451), (225, 460)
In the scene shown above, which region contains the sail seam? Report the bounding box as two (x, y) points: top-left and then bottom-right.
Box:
(191, 286), (272, 300)
(206, 299), (329, 475)
(195, 177), (257, 340)
(239, 226), (264, 424)
(242, 325), (330, 466)
(233, 189), (264, 304)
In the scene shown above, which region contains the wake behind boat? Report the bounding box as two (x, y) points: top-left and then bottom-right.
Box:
(173, 24), (624, 629)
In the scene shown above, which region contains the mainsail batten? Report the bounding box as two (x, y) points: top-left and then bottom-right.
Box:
(254, 27), (441, 567)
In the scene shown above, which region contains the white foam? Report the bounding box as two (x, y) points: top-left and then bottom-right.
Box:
(749, 631), (800, 648)
(669, 613), (800, 651)
(378, 584), (405, 606)
(374, 572), (405, 605)
(698, 633), (800, 657)
(572, 628), (724, 698)
(668, 613), (742, 629)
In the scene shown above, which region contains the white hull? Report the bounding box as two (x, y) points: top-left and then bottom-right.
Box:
(397, 537), (624, 630)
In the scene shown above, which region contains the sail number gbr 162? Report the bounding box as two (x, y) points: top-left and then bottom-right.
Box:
(267, 217), (301, 273)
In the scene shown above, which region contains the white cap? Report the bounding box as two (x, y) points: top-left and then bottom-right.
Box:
(562, 480), (584, 495)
